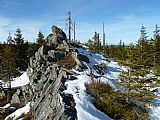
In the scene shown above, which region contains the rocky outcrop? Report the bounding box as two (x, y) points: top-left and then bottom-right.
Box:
(46, 25), (70, 52)
(21, 26), (78, 120)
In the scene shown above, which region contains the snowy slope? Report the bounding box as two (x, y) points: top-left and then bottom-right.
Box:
(64, 48), (126, 120)
(64, 61), (128, 120)
(65, 73), (112, 120)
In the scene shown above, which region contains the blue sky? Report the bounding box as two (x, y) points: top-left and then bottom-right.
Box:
(0, 0), (160, 44)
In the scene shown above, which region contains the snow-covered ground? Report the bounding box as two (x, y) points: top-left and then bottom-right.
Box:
(150, 89), (160, 120)
(0, 72), (29, 88)
(11, 72), (29, 88)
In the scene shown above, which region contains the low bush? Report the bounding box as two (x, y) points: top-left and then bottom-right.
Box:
(85, 80), (149, 120)
(23, 112), (33, 120)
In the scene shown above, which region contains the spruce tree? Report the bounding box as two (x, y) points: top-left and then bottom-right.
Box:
(0, 44), (17, 82)
(6, 33), (14, 44)
(87, 39), (94, 51)
(92, 32), (101, 53)
(13, 28), (27, 71)
(119, 68), (158, 105)
(153, 25), (160, 72)
(36, 31), (45, 48)
(14, 28), (24, 45)
(136, 25), (149, 68)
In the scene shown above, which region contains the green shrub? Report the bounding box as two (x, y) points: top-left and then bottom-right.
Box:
(85, 80), (149, 120)
(154, 66), (160, 76)
(85, 80), (112, 98)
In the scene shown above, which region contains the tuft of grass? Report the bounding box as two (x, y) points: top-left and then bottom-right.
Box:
(10, 103), (22, 108)
(22, 112), (33, 120)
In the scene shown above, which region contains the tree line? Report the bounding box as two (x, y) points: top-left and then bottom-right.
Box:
(0, 28), (45, 81)
(87, 25), (160, 74)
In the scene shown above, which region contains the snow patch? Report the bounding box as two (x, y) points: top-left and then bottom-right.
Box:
(0, 103), (10, 109)
(11, 72), (29, 88)
(5, 102), (30, 120)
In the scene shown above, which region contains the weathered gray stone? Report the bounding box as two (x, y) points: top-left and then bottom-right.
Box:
(26, 67), (33, 78)
(77, 54), (89, 63)
(57, 40), (70, 52)
(46, 26), (70, 52)
(35, 51), (41, 62)
(72, 52), (82, 71)
(48, 50), (55, 58)
(21, 85), (33, 104)
(97, 63), (106, 69)
(48, 50), (65, 62)
(0, 90), (5, 99)
(38, 75), (47, 83)
(29, 57), (34, 68)
(51, 25), (67, 39)
(94, 63), (106, 75)
(38, 45), (53, 57)
(46, 34), (58, 46)
(11, 90), (21, 105)
(60, 93), (77, 120)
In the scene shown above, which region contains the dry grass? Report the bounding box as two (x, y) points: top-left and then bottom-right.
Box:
(23, 112), (33, 120)
(10, 103), (22, 108)
(57, 52), (77, 69)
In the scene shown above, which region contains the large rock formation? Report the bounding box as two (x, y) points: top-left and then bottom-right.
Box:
(21, 26), (78, 120)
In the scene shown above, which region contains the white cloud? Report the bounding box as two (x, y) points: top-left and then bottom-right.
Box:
(0, 15), (67, 43)
(0, 14), (160, 44)
(75, 14), (160, 44)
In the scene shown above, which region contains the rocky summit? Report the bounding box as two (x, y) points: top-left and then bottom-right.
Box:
(20, 26), (84, 120)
